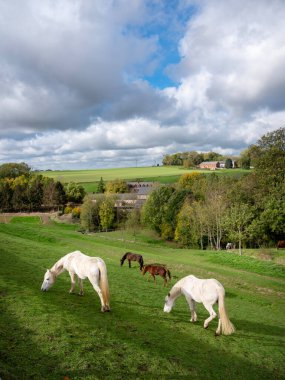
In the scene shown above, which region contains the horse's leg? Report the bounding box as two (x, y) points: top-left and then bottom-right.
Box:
(128, 259), (131, 268)
(78, 277), (84, 296)
(186, 297), (197, 322)
(88, 276), (106, 312)
(215, 317), (222, 336)
(203, 303), (217, 329)
(163, 275), (167, 287)
(69, 271), (76, 294)
(153, 274), (156, 284)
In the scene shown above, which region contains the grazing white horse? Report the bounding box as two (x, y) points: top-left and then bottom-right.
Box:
(41, 250), (110, 312)
(164, 275), (235, 335)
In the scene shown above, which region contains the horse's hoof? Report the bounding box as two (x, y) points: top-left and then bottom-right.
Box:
(215, 332), (221, 337)
(204, 325), (209, 329)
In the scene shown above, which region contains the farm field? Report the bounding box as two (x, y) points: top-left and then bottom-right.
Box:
(37, 166), (249, 192)
(0, 218), (284, 379)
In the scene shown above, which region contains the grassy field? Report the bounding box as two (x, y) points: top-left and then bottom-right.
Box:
(0, 217), (284, 379)
(37, 166), (249, 192)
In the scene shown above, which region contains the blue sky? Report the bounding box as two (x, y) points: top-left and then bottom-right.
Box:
(0, 0), (284, 170)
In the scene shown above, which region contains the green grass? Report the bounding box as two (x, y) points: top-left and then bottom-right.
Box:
(0, 221), (284, 379)
(37, 167), (249, 192)
(10, 216), (42, 224)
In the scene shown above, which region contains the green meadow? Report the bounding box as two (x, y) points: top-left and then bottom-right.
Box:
(38, 166), (249, 192)
(0, 217), (284, 379)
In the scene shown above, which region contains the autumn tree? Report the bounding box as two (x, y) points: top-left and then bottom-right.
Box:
(105, 179), (129, 193)
(99, 196), (116, 231)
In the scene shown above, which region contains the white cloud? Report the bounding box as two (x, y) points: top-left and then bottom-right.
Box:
(0, 0), (284, 169)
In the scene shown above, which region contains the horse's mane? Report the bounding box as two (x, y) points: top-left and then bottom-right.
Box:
(121, 252), (129, 261)
(169, 285), (181, 299)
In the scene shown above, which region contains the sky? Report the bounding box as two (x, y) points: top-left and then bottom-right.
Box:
(0, 0), (285, 170)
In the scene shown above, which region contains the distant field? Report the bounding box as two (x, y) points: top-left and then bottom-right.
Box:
(38, 166), (249, 192)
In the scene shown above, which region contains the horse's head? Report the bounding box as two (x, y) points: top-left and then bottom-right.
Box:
(163, 292), (174, 313)
(41, 269), (56, 291)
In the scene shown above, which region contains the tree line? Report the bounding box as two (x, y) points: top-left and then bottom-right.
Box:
(0, 163), (86, 211)
(162, 149), (250, 169)
(144, 128), (285, 251)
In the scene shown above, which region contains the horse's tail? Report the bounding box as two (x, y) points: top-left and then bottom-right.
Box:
(139, 256), (144, 270)
(167, 269), (171, 281)
(98, 260), (110, 311)
(218, 288), (235, 335)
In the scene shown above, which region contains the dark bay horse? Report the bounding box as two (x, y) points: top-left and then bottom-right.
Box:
(142, 264), (171, 287)
(277, 240), (285, 249)
(120, 252), (144, 270)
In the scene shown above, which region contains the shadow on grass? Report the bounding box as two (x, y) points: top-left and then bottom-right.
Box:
(0, 298), (67, 380)
(1, 248), (285, 380)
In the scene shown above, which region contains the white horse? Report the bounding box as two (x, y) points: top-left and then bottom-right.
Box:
(41, 250), (110, 312)
(164, 275), (235, 335)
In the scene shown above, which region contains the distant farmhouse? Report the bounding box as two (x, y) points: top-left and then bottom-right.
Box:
(199, 160), (235, 170)
(199, 161), (220, 170)
(115, 182), (156, 209)
(92, 181), (157, 210)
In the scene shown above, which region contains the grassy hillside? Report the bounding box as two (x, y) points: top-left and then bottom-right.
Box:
(0, 218), (284, 379)
(38, 166), (249, 192)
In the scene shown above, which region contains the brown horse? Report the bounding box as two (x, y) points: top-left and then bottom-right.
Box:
(277, 240), (285, 249)
(142, 264), (171, 287)
(120, 252), (144, 270)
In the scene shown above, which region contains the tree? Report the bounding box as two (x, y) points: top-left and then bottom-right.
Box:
(11, 175), (28, 211)
(225, 158), (233, 169)
(105, 179), (129, 193)
(239, 148), (251, 169)
(97, 177), (105, 193)
(0, 162), (31, 179)
(80, 195), (97, 232)
(125, 208), (141, 239)
(65, 182), (86, 203)
(224, 203), (254, 255)
(174, 200), (198, 246)
(99, 196), (115, 231)
(26, 175), (44, 210)
(141, 185), (175, 235)
(250, 127), (285, 186)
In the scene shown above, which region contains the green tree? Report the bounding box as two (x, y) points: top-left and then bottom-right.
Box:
(239, 148), (251, 169)
(0, 162), (31, 179)
(97, 177), (105, 193)
(65, 182), (86, 203)
(0, 179), (13, 211)
(125, 208), (141, 239)
(99, 196), (115, 231)
(141, 185), (175, 235)
(11, 175), (28, 211)
(250, 127), (285, 186)
(26, 175), (44, 211)
(225, 158), (233, 169)
(80, 195), (97, 232)
(174, 200), (198, 246)
(224, 203), (254, 255)
(105, 179), (129, 193)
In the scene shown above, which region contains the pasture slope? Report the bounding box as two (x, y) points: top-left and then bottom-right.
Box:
(0, 218), (284, 380)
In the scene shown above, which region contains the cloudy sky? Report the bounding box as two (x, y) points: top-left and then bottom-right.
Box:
(0, 0), (284, 169)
